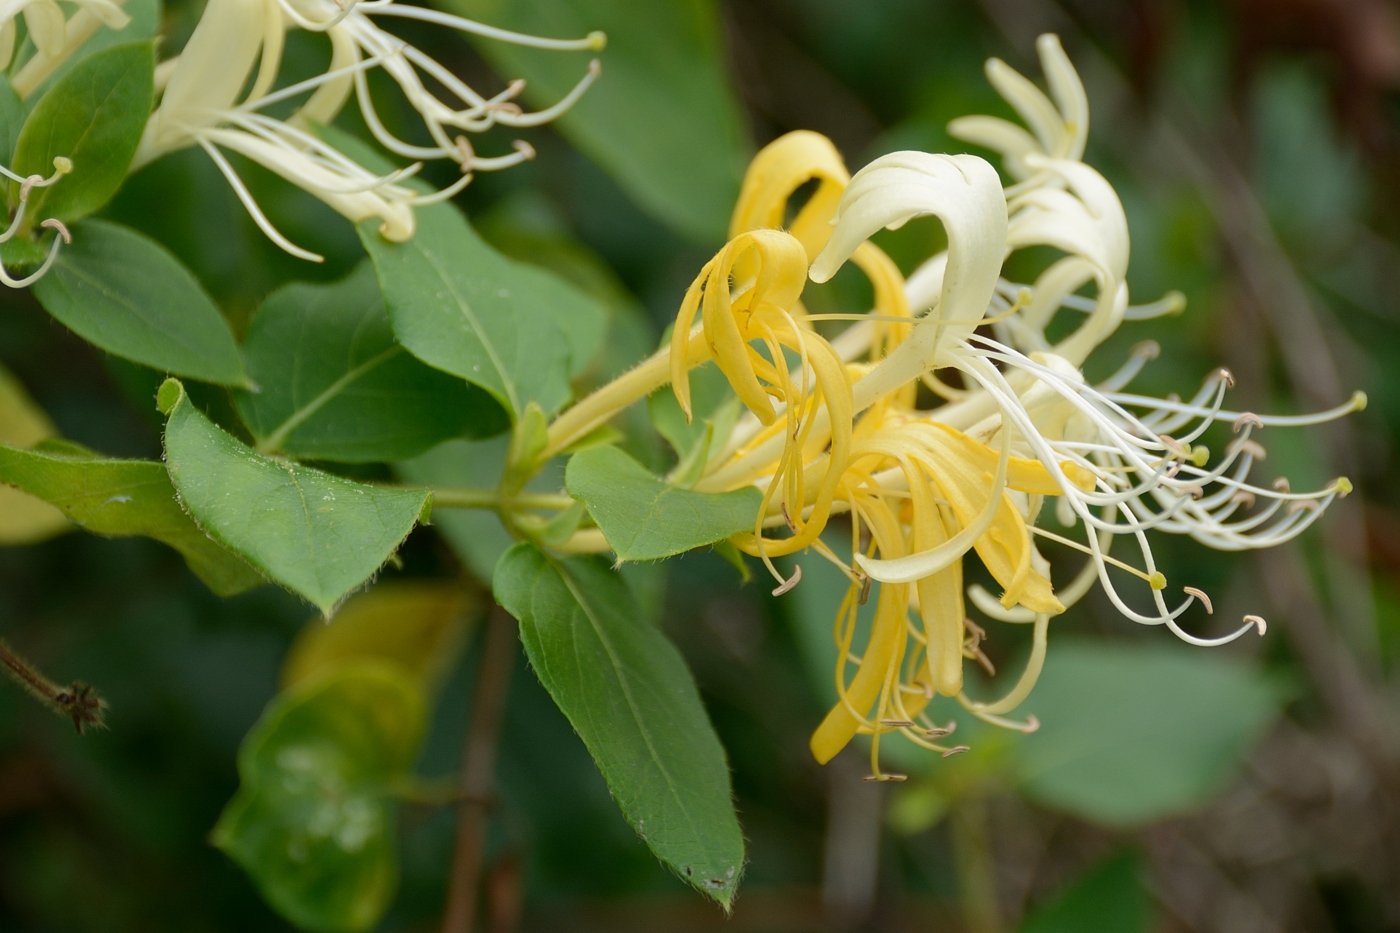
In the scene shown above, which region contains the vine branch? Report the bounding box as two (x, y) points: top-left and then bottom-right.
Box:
(442, 605), (517, 933)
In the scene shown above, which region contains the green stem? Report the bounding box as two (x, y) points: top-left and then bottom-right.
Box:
(429, 488), (575, 511)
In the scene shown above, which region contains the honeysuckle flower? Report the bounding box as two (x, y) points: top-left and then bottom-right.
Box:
(644, 36), (1355, 773)
(543, 34), (1360, 780)
(2, 0), (132, 96)
(132, 0), (601, 260)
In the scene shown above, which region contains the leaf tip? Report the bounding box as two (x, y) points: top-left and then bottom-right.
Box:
(156, 378), (184, 416)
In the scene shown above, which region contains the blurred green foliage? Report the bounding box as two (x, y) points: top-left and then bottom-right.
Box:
(0, 0), (1396, 931)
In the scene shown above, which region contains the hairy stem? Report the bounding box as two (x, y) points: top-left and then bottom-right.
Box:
(0, 638), (106, 734)
(542, 330), (709, 461)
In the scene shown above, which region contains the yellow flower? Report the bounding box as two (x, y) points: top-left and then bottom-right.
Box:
(546, 34), (1361, 779)
(653, 36), (1359, 777)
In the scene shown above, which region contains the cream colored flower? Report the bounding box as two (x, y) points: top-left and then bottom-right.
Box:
(132, 0), (601, 260)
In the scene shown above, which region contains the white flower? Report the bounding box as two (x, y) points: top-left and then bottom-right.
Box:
(133, 0), (601, 260)
(813, 34), (1361, 648)
(2, 0), (132, 95)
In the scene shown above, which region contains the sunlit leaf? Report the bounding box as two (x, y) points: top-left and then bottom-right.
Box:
(358, 191), (604, 419)
(12, 41), (154, 223)
(565, 445), (761, 560)
(1015, 641), (1280, 827)
(160, 379), (429, 615)
(493, 543), (745, 906)
(440, 0), (749, 243)
(236, 261), (506, 462)
(32, 220), (247, 386)
(282, 581), (475, 691)
(213, 664), (425, 933)
(0, 440), (264, 595)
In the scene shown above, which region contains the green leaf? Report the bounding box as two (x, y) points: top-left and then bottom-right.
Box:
(0, 77), (23, 164)
(1015, 640), (1280, 827)
(358, 199), (603, 419)
(1018, 853), (1153, 933)
(493, 543), (744, 905)
(565, 445), (761, 560)
(441, 0), (749, 243)
(160, 379), (429, 615)
(0, 441), (264, 596)
(12, 0), (162, 102)
(31, 220), (246, 386)
(12, 41), (155, 223)
(236, 261), (507, 462)
(213, 663), (425, 933)
(282, 581), (474, 692)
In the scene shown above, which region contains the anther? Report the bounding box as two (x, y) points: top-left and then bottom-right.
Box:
(782, 503), (799, 533)
(858, 574), (873, 606)
(772, 564), (801, 596)
(1231, 490), (1257, 508)
(1244, 614), (1267, 636)
(1183, 586), (1214, 614)
(19, 174), (43, 201)
(1159, 434), (1189, 459)
(1177, 484), (1203, 500)
(940, 746), (971, 759)
(1233, 412), (1264, 432)
(1134, 340), (1161, 360)
(454, 135), (475, 166)
(1288, 499), (1320, 514)
(1216, 368), (1236, 388)
(1273, 477), (1291, 493)
(862, 773), (908, 782)
(924, 721), (955, 738)
(1021, 716), (1041, 734)
(40, 219), (70, 244)
(1232, 439), (1266, 460)
(513, 139), (537, 160)
(880, 719), (915, 728)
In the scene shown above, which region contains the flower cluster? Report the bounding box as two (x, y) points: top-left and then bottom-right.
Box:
(552, 35), (1361, 779)
(132, 0), (603, 262)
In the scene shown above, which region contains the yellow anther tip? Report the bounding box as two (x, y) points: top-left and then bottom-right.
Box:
(1148, 571), (1167, 590)
(588, 30), (607, 50)
(1335, 477), (1353, 496)
(52, 156), (71, 174)
(1352, 390), (1368, 412)
(1191, 445), (1209, 467)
